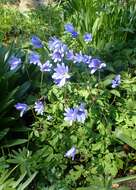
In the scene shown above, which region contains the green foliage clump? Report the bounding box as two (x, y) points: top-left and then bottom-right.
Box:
(63, 0), (136, 49)
(0, 5), (63, 43)
(1, 31), (133, 189)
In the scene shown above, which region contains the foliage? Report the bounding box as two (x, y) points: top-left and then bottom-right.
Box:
(2, 26), (134, 189)
(0, 166), (37, 190)
(0, 4), (63, 43)
(0, 0), (16, 3)
(62, 0), (136, 49)
(0, 43), (31, 148)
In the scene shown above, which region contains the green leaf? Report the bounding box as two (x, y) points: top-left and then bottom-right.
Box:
(114, 129), (136, 150)
(92, 17), (101, 36)
(17, 171), (38, 190)
(16, 81), (31, 98)
(2, 139), (28, 147)
(92, 142), (102, 151)
(113, 174), (136, 184)
(117, 187), (130, 190)
(76, 186), (107, 190)
(101, 74), (114, 87)
(110, 90), (120, 97)
(120, 27), (134, 33)
(0, 128), (9, 140)
(12, 172), (27, 188)
(11, 126), (31, 132)
(0, 87), (19, 114)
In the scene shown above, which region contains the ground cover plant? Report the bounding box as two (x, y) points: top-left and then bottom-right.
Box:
(0, 0), (136, 189)
(0, 24), (135, 189)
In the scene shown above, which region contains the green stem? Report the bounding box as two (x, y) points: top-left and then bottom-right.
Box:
(40, 72), (44, 95)
(98, 70), (101, 82)
(113, 174), (136, 184)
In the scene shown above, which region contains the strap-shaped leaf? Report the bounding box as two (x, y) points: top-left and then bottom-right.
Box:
(17, 171), (38, 190)
(2, 139), (28, 148)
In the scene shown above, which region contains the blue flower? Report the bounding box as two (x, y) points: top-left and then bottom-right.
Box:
(64, 104), (87, 125)
(31, 36), (43, 48)
(34, 101), (44, 115)
(66, 50), (74, 61)
(48, 37), (67, 62)
(88, 58), (106, 74)
(8, 56), (21, 70)
(71, 31), (78, 38)
(51, 50), (64, 62)
(64, 23), (75, 33)
(52, 63), (70, 87)
(82, 55), (92, 65)
(76, 104), (87, 123)
(112, 75), (121, 88)
(64, 23), (78, 38)
(83, 33), (92, 42)
(39, 61), (52, 72)
(48, 37), (60, 51)
(74, 52), (84, 63)
(64, 108), (77, 125)
(48, 37), (66, 51)
(65, 146), (76, 160)
(29, 52), (41, 65)
(15, 103), (28, 117)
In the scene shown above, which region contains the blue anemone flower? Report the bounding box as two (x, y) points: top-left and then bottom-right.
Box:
(39, 61), (52, 72)
(64, 23), (75, 33)
(31, 36), (43, 48)
(89, 58), (106, 74)
(65, 146), (76, 160)
(34, 101), (44, 115)
(48, 37), (66, 51)
(71, 31), (78, 38)
(74, 52), (84, 63)
(83, 33), (92, 42)
(66, 50), (74, 61)
(48, 37), (67, 62)
(15, 103), (28, 117)
(112, 75), (121, 88)
(64, 23), (78, 38)
(29, 52), (41, 65)
(64, 108), (77, 125)
(51, 50), (64, 62)
(82, 55), (92, 65)
(64, 104), (87, 125)
(8, 56), (21, 70)
(52, 63), (70, 87)
(76, 104), (87, 123)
